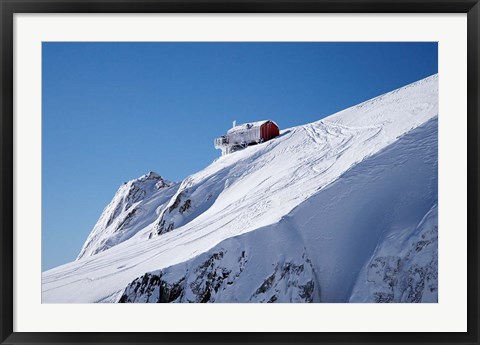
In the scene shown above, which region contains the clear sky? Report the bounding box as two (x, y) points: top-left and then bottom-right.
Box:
(42, 42), (437, 271)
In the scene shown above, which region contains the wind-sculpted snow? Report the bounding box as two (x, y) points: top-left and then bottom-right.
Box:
(119, 117), (438, 303)
(147, 75), (437, 241)
(42, 75), (438, 303)
(77, 172), (179, 259)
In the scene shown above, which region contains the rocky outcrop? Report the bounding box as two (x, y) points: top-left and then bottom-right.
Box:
(350, 205), (438, 303)
(119, 248), (319, 303)
(77, 172), (179, 259)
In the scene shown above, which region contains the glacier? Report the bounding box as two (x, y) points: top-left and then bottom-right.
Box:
(42, 74), (438, 303)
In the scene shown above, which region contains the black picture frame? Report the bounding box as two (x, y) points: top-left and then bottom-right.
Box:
(1, 1), (479, 344)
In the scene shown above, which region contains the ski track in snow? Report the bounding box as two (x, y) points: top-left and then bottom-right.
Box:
(42, 74), (438, 303)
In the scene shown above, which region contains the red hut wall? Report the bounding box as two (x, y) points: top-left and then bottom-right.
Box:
(260, 121), (280, 141)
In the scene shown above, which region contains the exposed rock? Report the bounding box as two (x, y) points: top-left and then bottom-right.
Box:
(77, 172), (179, 260)
(118, 248), (319, 303)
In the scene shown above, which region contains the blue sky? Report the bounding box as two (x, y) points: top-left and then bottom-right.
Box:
(42, 42), (437, 271)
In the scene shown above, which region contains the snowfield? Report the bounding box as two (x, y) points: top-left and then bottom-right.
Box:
(42, 74), (438, 303)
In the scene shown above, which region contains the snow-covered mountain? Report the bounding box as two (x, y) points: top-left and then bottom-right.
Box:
(77, 172), (179, 259)
(42, 74), (438, 303)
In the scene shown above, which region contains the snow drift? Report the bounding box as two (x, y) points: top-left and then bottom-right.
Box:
(42, 74), (438, 303)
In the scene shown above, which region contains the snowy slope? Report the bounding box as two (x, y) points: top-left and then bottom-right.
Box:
(42, 75), (438, 303)
(119, 117), (438, 303)
(77, 172), (179, 259)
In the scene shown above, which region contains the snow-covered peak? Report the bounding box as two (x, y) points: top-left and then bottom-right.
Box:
(76, 172), (179, 260)
(44, 75), (438, 303)
(124, 171), (169, 192)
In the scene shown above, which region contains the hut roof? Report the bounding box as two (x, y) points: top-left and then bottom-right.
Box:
(227, 120), (275, 135)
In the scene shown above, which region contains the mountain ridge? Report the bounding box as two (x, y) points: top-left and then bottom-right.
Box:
(77, 172), (180, 259)
(43, 74), (438, 303)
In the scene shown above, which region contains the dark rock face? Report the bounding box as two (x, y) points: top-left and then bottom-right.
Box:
(188, 251), (230, 303)
(250, 255), (317, 303)
(179, 199), (191, 214)
(119, 272), (186, 303)
(118, 248), (319, 303)
(152, 190), (190, 236)
(362, 224), (438, 303)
